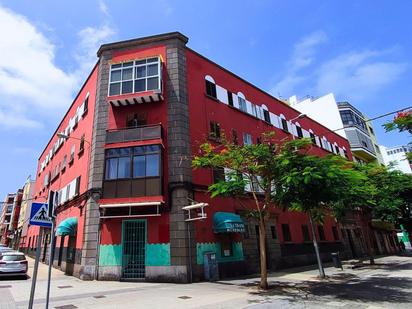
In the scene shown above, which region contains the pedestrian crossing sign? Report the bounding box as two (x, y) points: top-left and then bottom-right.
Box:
(30, 202), (52, 228)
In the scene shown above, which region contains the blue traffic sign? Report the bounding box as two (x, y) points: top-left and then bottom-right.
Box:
(30, 202), (52, 228)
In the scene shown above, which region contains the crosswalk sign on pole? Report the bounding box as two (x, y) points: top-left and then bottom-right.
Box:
(30, 202), (52, 228)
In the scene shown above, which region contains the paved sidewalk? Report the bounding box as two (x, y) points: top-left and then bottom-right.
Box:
(0, 255), (411, 308)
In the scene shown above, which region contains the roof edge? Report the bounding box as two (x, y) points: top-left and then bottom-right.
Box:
(97, 31), (188, 56)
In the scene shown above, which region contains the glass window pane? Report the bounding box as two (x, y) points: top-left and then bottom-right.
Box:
(135, 66), (146, 78)
(109, 83), (121, 96)
(134, 146), (145, 155)
(106, 148), (119, 158)
(119, 148), (131, 156)
(133, 156), (145, 178)
(147, 64), (158, 76)
(122, 81), (133, 94)
(105, 158), (118, 180)
(146, 145), (160, 152)
(117, 157), (131, 178)
(111, 63), (122, 69)
(122, 61), (133, 67)
(146, 154), (160, 177)
(147, 57), (158, 63)
(147, 77), (159, 90)
(134, 79), (146, 92)
(122, 68), (133, 80)
(135, 59), (146, 65)
(110, 70), (121, 82)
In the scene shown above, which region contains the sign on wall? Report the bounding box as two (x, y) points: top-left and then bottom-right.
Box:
(29, 202), (52, 228)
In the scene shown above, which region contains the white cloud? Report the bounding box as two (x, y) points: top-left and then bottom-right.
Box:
(316, 50), (408, 101)
(98, 0), (109, 16)
(0, 5), (116, 130)
(272, 31), (327, 96)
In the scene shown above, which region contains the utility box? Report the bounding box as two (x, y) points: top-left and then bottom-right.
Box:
(203, 252), (219, 281)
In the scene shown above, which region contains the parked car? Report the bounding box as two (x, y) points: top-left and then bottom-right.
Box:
(0, 246), (14, 256)
(0, 252), (28, 277)
(0, 244), (7, 247)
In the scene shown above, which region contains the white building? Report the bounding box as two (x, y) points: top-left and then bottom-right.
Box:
(288, 93), (383, 164)
(380, 145), (412, 174)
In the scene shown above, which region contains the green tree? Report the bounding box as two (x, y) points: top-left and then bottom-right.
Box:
(273, 151), (365, 278)
(193, 134), (310, 289)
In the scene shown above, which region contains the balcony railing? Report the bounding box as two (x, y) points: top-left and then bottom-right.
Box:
(106, 124), (162, 144)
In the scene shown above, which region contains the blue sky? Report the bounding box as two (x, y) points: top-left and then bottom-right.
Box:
(0, 0), (411, 199)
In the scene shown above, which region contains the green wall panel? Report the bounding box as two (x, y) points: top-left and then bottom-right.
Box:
(99, 244), (122, 266)
(146, 243), (171, 266)
(196, 242), (244, 265)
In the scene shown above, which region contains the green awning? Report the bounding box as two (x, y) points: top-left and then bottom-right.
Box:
(56, 217), (78, 236)
(213, 212), (245, 233)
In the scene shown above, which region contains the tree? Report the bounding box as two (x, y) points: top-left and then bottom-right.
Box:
(383, 109), (412, 162)
(273, 151), (365, 278)
(193, 134), (311, 289)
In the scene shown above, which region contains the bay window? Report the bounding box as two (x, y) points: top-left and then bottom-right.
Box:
(109, 57), (161, 96)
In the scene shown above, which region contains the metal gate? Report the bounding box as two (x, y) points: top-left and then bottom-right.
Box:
(122, 220), (146, 280)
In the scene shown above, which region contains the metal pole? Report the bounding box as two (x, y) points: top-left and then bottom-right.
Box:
(28, 227), (44, 309)
(308, 213), (325, 278)
(45, 220), (56, 309)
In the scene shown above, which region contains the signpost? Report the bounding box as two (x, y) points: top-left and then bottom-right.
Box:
(28, 202), (51, 309)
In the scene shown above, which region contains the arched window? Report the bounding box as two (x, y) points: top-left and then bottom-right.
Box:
(261, 104), (271, 124)
(308, 129), (317, 145)
(294, 122), (303, 138)
(279, 114), (288, 132)
(237, 92), (247, 112)
(205, 75), (216, 99)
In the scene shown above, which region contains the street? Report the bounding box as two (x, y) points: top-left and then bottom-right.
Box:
(0, 255), (411, 308)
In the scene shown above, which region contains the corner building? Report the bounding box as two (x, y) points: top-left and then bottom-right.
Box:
(25, 32), (353, 282)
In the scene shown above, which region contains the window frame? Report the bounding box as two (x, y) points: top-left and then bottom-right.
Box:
(108, 57), (161, 97)
(282, 224), (292, 242)
(205, 80), (217, 99)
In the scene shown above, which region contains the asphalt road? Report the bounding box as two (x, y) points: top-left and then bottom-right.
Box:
(0, 255), (411, 308)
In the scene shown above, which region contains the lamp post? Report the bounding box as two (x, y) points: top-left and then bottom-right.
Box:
(289, 113), (307, 140)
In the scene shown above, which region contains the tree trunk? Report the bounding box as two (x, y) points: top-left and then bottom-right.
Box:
(308, 212), (325, 278)
(258, 217), (268, 289)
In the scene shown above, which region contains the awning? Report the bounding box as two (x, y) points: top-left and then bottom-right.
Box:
(213, 212), (245, 233)
(56, 217), (78, 236)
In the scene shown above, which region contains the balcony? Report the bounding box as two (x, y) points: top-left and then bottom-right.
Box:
(108, 89), (163, 107)
(106, 124), (162, 144)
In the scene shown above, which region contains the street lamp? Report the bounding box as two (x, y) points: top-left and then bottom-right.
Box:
(57, 132), (91, 147)
(289, 113), (307, 140)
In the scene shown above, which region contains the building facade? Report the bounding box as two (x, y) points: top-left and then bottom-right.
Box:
(380, 145), (412, 174)
(289, 94), (383, 165)
(24, 32), (358, 282)
(0, 190), (23, 247)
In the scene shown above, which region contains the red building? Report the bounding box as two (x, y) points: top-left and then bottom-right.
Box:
(24, 32), (352, 282)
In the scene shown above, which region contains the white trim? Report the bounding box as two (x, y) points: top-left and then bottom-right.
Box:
(100, 201), (163, 208)
(205, 75), (215, 83)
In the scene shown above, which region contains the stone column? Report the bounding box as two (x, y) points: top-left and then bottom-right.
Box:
(79, 51), (111, 280)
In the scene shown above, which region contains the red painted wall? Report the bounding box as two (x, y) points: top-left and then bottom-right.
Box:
(24, 65), (99, 250)
(186, 49), (348, 245)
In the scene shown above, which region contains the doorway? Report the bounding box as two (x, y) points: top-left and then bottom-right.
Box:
(122, 220), (146, 280)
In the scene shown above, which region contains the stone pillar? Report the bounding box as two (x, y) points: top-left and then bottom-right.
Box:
(166, 39), (194, 283)
(79, 51), (111, 280)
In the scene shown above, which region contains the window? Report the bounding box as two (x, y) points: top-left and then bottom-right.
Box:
(263, 110), (271, 123)
(302, 225), (310, 241)
(126, 112), (147, 128)
(334, 145), (339, 154)
(375, 144), (381, 153)
(340, 110), (354, 125)
(309, 132), (316, 145)
(332, 226), (339, 241)
(66, 183), (71, 201)
(270, 226), (277, 239)
(205, 80), (217, 98)
(282, 224), (291, 241)
(83, 96), (89, 114)
(105, 145), (161, 180)
(369, 126), (375, 135)
(238, 96), (247, 112)
(109, 57), (161, 96)
(281, 118), (288, 132)
(209, 121), (221, 140)
(343, 149), (348, 158)
(296, 126), (303, 138)
(361, 140), (368, 148)
(251, 104), (257, 117)
(317, 225), (325, 241)
(213, 167), (225, 184)
(227, 91), (233, 106)
(69, 145), (75, 164)
(256, 137), (262, 144)
(61, 155), (67, 172)
(231, 129), (238, 145)
(243, 133), (252, 145)
(79, 134), (85, 154)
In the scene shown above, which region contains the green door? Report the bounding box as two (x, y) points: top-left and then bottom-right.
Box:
(122, 220), (146, 280)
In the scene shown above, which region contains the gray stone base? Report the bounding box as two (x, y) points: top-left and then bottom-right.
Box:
(98, 266), (122, 281)
(146, 265), (188, 283)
